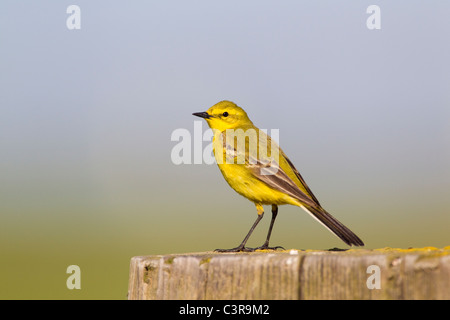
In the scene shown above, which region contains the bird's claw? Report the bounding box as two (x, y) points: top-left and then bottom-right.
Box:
(250, 245), (285, 251)
(214, 246), (254, 253)
(215, 245), (285, 253)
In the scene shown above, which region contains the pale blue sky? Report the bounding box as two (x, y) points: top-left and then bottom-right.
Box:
(0, 1), (449, 298)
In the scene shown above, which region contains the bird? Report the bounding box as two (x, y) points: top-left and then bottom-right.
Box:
(193, 100), (364, 252)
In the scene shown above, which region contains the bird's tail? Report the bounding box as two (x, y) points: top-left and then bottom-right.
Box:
(301, 205), (364, 246)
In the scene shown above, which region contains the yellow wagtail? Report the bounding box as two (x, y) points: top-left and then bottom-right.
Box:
(193, 100), (364, 252)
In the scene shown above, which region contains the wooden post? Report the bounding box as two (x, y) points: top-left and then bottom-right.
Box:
(128, 247), (450, 300)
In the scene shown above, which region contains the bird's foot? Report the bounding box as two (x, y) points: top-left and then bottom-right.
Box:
(214, 245), (254, 253)
(250, 244), (285, 251)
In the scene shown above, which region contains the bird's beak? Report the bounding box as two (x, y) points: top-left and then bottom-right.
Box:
(192, 112), (211, 119)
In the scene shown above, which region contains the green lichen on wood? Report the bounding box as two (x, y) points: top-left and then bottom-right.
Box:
(129, 246), (450, 300)
(199, 257), (211, 265)
(165, 256), (175, 264)
(143, 264), (156, 284)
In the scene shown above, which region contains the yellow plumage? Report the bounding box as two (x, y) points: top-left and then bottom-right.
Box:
(193, 100), (364, 252)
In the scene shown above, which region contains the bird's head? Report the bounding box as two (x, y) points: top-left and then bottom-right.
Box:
(193, 100), (253, 131)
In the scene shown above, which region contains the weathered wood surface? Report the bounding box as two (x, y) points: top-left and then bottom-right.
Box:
(128, 247), (450, 300)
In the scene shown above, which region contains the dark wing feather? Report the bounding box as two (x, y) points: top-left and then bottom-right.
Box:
(246, 158), (318, 208)
(281, 152), (321, 206)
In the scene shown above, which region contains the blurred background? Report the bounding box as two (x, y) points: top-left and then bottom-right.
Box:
(1, 1), (449, 299)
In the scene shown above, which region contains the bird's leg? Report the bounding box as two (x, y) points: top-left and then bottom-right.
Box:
(252, 205), (285, 251)
(215, 204), (265, 253)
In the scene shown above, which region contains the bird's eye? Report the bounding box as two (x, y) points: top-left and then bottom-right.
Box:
(222, 112), (229, 117)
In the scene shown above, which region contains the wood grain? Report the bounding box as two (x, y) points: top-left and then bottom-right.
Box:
(128, 247), (450, 300)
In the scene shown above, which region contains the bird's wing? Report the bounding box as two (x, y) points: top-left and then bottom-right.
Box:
(218, 129), (319, 208)
(248, 157), (319, 208)
(279, 151), (321, 206)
